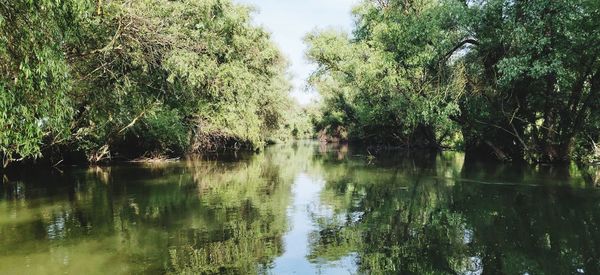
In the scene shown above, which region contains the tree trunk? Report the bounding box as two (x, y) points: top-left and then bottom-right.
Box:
(540, 140), (572, 163)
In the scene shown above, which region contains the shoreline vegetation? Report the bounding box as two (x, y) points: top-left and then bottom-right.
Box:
(0, 0), (313, 168)
(307, 0), (600, 164)
(2, 0), (600, 169)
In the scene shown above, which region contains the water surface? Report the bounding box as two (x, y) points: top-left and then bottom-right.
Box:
(1, 142), (599, 274)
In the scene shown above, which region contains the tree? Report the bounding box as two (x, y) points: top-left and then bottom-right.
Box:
(1, 0), (303, 166)
(306, 0), (468, 149)
(308, 0), (600, 163)
(0, 0), (90, 166)
(458, 0), (600, 162)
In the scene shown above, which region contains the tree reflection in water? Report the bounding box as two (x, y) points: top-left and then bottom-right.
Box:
(310, 147), (600, 274)
(0, 142), (599, 274)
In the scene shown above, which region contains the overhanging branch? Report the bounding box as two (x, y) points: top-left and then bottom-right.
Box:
(441, 38), (480, 62)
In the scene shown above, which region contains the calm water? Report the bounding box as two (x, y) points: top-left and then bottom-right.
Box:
(1, 142), (600, 274)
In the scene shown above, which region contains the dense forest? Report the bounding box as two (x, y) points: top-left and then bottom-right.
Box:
(307, 0), (600, 163)
(2, 0), (600, 167)
(0, 0), (312, 167)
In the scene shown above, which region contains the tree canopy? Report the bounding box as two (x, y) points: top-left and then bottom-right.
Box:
(1, 0), (311, 167)
(307, 0), (600, 163)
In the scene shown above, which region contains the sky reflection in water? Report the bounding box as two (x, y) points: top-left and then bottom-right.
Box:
(0, 142), (599, 274)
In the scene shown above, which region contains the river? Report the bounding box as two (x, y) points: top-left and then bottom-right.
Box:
(1, 142), (599, 274)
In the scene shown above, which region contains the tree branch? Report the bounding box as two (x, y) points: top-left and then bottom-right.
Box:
(441, 38), (480, 62)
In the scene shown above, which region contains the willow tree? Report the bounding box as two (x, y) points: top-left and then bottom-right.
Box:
(306, 0), (468, 148)
(69, 0), (293, 161)
(458, 0), (600, 162)
(1, 0), (297, 166)
(0, 0), (91, 166)
(308, 0), (600, 162)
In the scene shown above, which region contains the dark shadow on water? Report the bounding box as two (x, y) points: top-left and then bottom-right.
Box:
(0, 142), (599, 274)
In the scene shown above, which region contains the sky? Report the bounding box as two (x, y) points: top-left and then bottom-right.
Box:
(233, 0), (360, 105)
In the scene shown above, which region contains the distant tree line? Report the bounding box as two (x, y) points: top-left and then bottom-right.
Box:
(307, 0), (600, 163)
(0, 0), (312, 167)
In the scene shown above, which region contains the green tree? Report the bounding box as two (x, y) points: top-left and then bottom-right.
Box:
(306, 0), (467, 148)
(0, 0), (91, 166)
(1, 0), (304, 167)
(308, 0), (600, 163)
(458, 0), (600, 162)
(69, 0), (294, 161)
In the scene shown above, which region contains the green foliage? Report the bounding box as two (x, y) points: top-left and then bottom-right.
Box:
(306, 0), (466, 147)
(120, 108), (190, 157)
(459, 0), (600, 162)
(307, 0), (600, 162)
(69, 0), (296, 160)
(0, 0), (91, 165)
(269, 104), (316, 142)
(1, 0), (305, 165)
